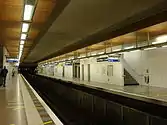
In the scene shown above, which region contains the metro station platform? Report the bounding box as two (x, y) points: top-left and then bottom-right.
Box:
(0, 74), (63, 125)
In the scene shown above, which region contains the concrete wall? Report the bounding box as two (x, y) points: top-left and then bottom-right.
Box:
(123, 48), (167, 88)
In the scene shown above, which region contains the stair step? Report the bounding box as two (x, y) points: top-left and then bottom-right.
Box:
(124, 69), (139, 85)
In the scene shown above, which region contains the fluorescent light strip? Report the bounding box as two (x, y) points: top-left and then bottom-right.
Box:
(19, 53), (22, 57)
(144, 47), (157, 50)
(98, 52), (104, 55)
(130, 49), (140, 52)
(108, 54), (116, 56)
(20, 44), (24, 50)
(162, 45), (167, 48)
(112, 48), (121, 52)
(19, 49), (23, 53)
(156, 35), (167, 41)
(19, 50), (23, 55)
(22, 23), (29, 32)
(152, 41), (166, 44)
(81, 55), (86, 58)
(20, 40), (25, 45)
(20, 44), (24, 48)
(91, 53), (96, 56)
(21, 34), (27, 40)
(23, 5), (34, 21)
(124, 46), (134, 50)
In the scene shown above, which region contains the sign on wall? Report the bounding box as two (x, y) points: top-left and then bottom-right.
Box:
(65, 61), (73, 66)
(97, 57), (120, 62)
(108, 58), (120, 62)
(97, 57), (108, 62)
(6, 58), (18, 63)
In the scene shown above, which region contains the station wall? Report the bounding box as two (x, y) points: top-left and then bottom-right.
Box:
(123, 48), (167, 88)
(3, 47), (16, 79)
(38, 47), (167, 88)
(64, 65), (73, 78)
(80, 57), (124, 86)
(54, 64), (63, 77)
(40, 57), (124, 86)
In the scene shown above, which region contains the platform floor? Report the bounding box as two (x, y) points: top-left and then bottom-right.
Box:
(0, 74), (62, 125)
(0, 75), (28, 125)
(40, 74), (167, 107)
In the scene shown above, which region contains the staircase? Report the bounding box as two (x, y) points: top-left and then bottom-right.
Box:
(124, 69), (139, 86)
(121, 57), (142, 86)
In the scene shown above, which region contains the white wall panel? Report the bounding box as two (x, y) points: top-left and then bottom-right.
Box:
(80, 57), (124, 86)
(123, 48), (167, 88)
(64, 65), (73, 78)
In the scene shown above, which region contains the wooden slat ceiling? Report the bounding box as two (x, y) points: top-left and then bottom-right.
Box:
(42, 21), (167, 63)
(0, 0), (56, 59)
(0, 0), (23, 57)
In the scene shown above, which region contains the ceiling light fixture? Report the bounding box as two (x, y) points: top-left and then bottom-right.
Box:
(20, 40), (25, 45)
(152, 41), (166, 44)
(19, 54), (22, 59)
(20, 44), (24, 50)
(156, 35), (167, 42)
(112, 48), (121, 52)
(81, 55), (86, 58)
(98, 52), (105, 55)
(21, 34), (27, 40)
(144, 47), (157, 50)
(22, 23), (29, 32)
(162, 45), (167, 48)
(130, 49), (140, 52)
(152, 35), (167, 44)
(91, 53), (96, 56)
(124, 46), (134, 50)
(23, 4), (34, 21)
(19, 49), (23, 52)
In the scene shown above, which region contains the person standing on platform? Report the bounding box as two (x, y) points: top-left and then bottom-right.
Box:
(1, 66), (8, 87)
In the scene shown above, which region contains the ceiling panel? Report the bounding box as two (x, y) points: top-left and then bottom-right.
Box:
(0, 0), (57, 60)
(28, 28), (39, 39)
(19, 0), (57, 61)
(138, 21), (167, 38)
(33, 0), (56, 23)
(0, 0), (23, 58)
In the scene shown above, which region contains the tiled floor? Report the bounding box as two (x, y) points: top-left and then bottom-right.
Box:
(0, 74), (60, 125)
(0, 75), (27, 125)
(40, 74), (167, 107)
